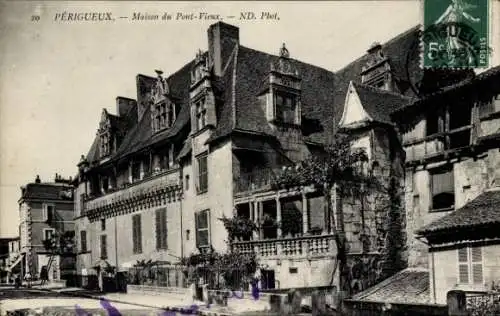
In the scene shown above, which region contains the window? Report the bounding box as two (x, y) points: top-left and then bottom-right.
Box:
(100, 235), (107, 259)
(185, 175), (190, 191)
(132, 161), (141, 181)
(275, 91), (297, 124)
(196, 153), (208, 194)
(80, 194), (85, 213)
(195, 97), (207, 131)
(43, 228), (55, 241)
(80, 231), (87, 252)
(153, 103), (176, 132)
(426, 108), (441, 136)
(458, 246), (483, 284)
(100, 133), (110, 157)
(155, 208), (168, 250)
(426, 103), (472, 149)
(132, 214), (142, 254)
(430, 166), (455, 211)
(195, 210), (210, 249)
(42, 204), (54, 222)
(101, 219), (106, 231)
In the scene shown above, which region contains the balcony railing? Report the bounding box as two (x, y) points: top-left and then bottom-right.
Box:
(232, 234), (336, 259)
(404, 126), (472, 162)
(235, 169), (276, 193)
(85, 169), (181, 212)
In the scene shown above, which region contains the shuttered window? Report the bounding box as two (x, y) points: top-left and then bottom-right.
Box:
(155, 208), (168, 250)
(458, 246), (483, 285)
(100, 235), (107, 259)
(132, 214), (142, 254)
(195, 210), (210, 249)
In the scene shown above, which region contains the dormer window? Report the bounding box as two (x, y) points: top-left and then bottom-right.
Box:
(151, 69), (176, 133)
(275, 91), (298, 124)
(195, 97), (207, 131)
(361, 42), (392, 91)
(152, 101), (176, 132)
(100, 133), (110, 157)
(266, 43), (302, 126)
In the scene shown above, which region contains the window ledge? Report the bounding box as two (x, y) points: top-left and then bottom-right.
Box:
(453, 283), (486, 293)
(429, 207), (455, 213)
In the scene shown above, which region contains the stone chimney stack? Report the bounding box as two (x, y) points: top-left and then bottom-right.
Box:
(207, 22), (239, 76)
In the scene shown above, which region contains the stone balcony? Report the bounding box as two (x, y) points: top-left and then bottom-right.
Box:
(232, 234), (336, 260)
(84, 169), (181, 221)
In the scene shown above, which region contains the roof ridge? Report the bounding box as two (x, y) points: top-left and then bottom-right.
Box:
(353, 81), (412, 99)
(239, 45), (336, 75)
(335, 25), (420, 74)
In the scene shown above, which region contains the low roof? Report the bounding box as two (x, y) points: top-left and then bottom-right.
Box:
(418, 189), (500, 236)
(348, 269), (431, 306)
(352, 82), (412, 125)
(20, 183), (74, 202)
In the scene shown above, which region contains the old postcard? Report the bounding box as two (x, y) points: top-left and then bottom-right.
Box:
(1, 1), (500, 315)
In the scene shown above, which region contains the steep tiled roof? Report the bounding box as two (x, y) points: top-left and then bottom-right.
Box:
(206, 45), (238, 142)
(392, 66), (500, 119)
(84, 24), (426, 163)
(348, 269), (431, 305)
(86, 59), (195, 164)
(418, 189), (500, 235)
(21, 183), (74, 201)
(235, 46), (338, 144)
(352, 82), (412, 125)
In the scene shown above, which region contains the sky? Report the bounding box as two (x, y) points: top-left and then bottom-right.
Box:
(0, 1), (424, 237)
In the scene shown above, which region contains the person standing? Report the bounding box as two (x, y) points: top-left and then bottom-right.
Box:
(24, 271), (32, 288)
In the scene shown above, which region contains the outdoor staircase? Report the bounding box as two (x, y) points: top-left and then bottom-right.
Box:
(41, 253), (57, 286)
(7, 253), (22, 272)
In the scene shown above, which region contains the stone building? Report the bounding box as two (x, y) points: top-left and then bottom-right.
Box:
(0, 237), (20, 282)
(18, 175), (75, 281)
(74, 21), (498, 298)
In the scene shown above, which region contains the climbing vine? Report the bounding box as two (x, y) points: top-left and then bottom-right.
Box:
(271, 133), (402, 299)
(180, 248), (259, 290)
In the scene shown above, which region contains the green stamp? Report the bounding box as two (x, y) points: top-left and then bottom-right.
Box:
(423, 0), (489, 68)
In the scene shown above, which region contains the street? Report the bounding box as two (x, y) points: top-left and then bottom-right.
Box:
(0, 286), (166, 316)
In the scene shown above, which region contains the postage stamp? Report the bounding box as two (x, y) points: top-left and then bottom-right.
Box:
(423, 0), (489, 68)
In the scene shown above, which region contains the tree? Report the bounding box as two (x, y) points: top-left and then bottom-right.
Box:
(272, 133), (379, 295)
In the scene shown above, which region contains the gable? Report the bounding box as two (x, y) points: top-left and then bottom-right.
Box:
(339, 81), (372, 128)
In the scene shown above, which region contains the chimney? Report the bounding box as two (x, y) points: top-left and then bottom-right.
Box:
(116, 97), (137, 118)
(207, 22), (239, 76)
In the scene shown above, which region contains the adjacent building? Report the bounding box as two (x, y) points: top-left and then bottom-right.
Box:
(74, 21), (452, 293)
(18, 175), (75, 281)
(0, 237), (20, 282)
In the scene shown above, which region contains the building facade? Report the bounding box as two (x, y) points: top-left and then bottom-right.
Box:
(74, 21), (499, 298)
(346, 63), (500, 316)
(0, 237), (20, 282)
(18, 175), (75, 281)
(407, 68), (500, 305)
